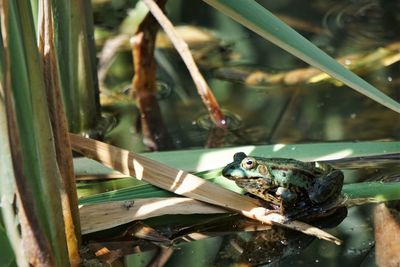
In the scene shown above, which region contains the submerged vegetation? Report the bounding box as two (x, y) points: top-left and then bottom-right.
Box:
(1, 0), (400, 266)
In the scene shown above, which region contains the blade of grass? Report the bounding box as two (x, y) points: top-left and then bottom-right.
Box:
(73, 142), (400, 175)
(78, 183), (175, 205)
(203, 0), (400, 114)
(51, 0), (75, 129)
(343, 182), (400, 204)
(138, 141), (400, 171)
(55, 0), (101, 132)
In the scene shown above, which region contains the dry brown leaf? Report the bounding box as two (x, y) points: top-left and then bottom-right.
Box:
(80, 197), (227, 234)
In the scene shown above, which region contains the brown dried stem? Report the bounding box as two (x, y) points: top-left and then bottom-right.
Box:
(141, 0), (226, 128)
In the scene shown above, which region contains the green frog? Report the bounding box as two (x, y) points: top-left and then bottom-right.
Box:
(222, 152), (344, 218)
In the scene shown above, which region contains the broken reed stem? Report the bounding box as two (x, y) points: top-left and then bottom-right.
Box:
(131, 0), (174, 150)
(141, 0), (226, 128)
(69, 133), (342, 244)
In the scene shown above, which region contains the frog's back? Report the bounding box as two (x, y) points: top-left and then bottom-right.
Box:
(255, 157), (322, 188)
(255, 157), (320, 172)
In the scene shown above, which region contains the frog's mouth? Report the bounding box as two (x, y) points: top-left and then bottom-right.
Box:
(222, 163), (261, 179)
(222, 163), (244, 179)
(222, 170), (242, 179)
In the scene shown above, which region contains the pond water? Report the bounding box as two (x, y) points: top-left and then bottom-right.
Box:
(87, 0), (400, 265)
(98, 0), (400, 150)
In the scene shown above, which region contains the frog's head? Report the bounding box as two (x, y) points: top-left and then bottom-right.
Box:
(222, 152), (266, 180)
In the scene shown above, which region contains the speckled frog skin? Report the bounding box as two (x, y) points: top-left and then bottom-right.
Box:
(222, 152), (344, 212)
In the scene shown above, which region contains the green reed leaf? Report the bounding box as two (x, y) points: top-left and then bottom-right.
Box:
(7, 0), (70, 264)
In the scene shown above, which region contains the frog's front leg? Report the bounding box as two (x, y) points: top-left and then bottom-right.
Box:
(276, 187), (298, 204)
(274, 187), (299, 216)
(235, 178), (281, 205)
(308, 170), (344, 203)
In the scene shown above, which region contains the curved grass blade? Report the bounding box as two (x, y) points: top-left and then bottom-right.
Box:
(78, 183), (175, 205)
(203, 0), (400, 113)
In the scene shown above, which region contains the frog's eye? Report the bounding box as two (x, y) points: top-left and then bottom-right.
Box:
(241, 157), (257, 170)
